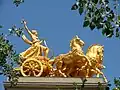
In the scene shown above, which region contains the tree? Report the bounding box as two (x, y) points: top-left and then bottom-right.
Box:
(71, 0), (120, 38)
(0, 0), (119, 89)
(0, 29), (20, 86)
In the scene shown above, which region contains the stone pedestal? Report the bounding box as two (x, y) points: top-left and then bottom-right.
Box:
(4, 77), (108, 90)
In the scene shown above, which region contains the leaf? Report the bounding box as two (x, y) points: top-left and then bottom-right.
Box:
(0, 25), (3, 28)
(102, 28), (107, 35)
(92, 17), (97, 23)
(105, 29), (114, 38)
(116, 28), (120, 37)
(116, 28), (119, 32)
(95, 9), (99, 15)
(79, 7), (83, 15)
(92, 0), (98, 4)
(109, 10), (115, 19)
(102, 28), (113, 38)
(96, 23), (103, 29)
(71, 3), (78, 10)
(104, 0), (109, 4)
(106, 32), (113, 38)
(83, 20), (90, 27)
(118, 15), (120, 21)
(13, 0), (24, 7)
(89, 22), (95, 30)
(106, 6), (110, 12)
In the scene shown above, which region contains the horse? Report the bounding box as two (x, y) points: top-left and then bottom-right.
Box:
(52, 35), (91, 77)
(52, 36), (107, 82)
(66, 44), (107, 82)
(70, 35), (85, 55)
(85, 44), (107, 82)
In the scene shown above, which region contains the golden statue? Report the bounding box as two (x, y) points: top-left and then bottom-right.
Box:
(19, 20), (49, 59)
(85, 44), (106, 78)
(70, 35), (85, 55)
(52, 36), (107, 82)
(52, 35), (91, 77)
(15, 20), (107, 82)
(18, 20), (53, 77)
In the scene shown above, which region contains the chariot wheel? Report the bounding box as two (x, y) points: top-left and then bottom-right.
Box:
(21, 58), (43, 77)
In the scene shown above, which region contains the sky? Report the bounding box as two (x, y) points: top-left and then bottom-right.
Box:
(0, 0), (120, 90)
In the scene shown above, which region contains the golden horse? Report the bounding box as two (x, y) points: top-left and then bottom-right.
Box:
(52, 35), (91, 77)
(85, 44), (107, 81)
(71, 44), (107, 82)
(52, 36), (107, 82)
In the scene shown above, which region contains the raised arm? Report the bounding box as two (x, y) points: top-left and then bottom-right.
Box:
(22, 20), (33, 37)
(21, 34), (32, 45)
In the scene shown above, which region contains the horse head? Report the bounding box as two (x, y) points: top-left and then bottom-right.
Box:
(86, 44), (104, 64)
(70, 35), (85, 52)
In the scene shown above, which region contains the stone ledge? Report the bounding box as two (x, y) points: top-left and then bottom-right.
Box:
(4, 77), (108, 90)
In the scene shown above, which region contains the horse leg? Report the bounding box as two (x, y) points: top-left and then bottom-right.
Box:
(84, 56), (92, 66)
(95, 68), (108, 83)
(96, 74), (100, 77)
(85, 68), (90, 77)
(58, 70), (67, 77)
(66, 67), (73, 77)
(83, 63), (90, 78)
(80, 62), (88, 70)
(56, 61), (67, 77)
(62, 65), (67, 71)
(90, 69), (101, 78)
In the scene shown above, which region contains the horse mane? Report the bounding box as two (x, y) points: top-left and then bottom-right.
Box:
(87, 44), (102, 51)
(86, 44), (103, 63)
(70, 37), (75, 49)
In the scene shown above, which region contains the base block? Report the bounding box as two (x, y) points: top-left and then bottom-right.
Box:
(4, 77), (108, 90)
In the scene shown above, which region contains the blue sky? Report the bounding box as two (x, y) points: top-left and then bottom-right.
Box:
(0, 0), (120, 89)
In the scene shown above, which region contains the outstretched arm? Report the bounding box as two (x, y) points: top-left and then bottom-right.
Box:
(22, 20), (33, 37)
(21, 34), (32, 45)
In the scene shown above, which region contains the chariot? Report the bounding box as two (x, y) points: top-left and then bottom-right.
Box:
(16, 20), (53, 77)
(14, 20), (107, 82)
(20, 56), (52, 77)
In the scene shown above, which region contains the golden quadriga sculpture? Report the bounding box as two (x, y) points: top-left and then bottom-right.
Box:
(17, 20), (107, 82)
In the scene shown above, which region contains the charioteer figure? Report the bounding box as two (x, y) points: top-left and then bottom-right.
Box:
(19, 20), (49, 60)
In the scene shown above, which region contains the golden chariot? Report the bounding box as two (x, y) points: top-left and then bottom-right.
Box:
(15, 20), (107, 83)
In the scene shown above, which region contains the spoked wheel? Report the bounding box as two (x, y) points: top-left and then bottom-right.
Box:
(21, 58), (43, 77)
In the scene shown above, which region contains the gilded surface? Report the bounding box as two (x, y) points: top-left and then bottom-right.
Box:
(19, 20), (49, 59)
(17, 20), (107, 82)
(19, 20), (52, 77)
(52, 36), (107, 82)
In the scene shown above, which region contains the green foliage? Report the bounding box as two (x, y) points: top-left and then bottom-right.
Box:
(71, 0), (120, 38)
(0, 25), (3, 28)
(113, 78), (120, 90)
(13, 0), (24, 7)
(0, 33), (19, 86)
(8, 25), (24, 37)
